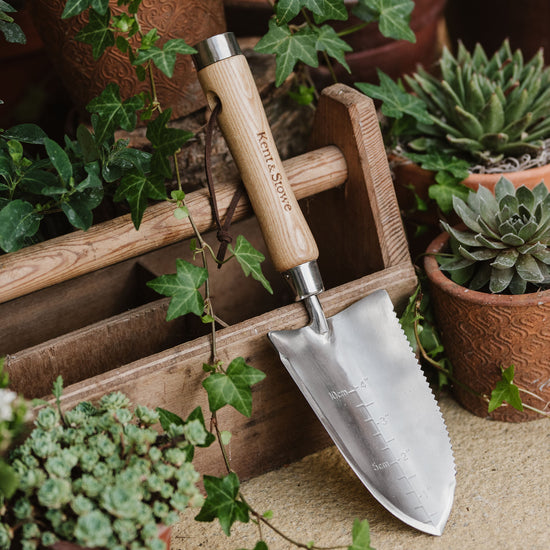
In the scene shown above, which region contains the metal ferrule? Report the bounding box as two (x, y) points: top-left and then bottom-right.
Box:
(282, 261), (324, 302)
(192, 32), (242, 71)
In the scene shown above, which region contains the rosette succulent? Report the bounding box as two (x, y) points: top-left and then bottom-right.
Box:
(361, 39), (550, 165)
(0, 380), (210, 550)
(438, 177), (550, 294)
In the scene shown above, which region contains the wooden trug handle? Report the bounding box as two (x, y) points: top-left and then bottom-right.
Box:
(196, 54), (319, 273)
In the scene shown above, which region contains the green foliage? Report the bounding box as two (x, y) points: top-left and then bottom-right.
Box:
(0, 1), (25, 44)
(255, 0), (414, 87)
(488, 365), (523, 413)
(439, 178), (550, 294)
(146, 259), (209, 320)
(202, 357), (266, 417)
(229, 235), (273, 294)
(0, 380), (207, 549)
(195, 472), (250, 536)
(358, 40), (550, 211)
(348, 518), (376, 550)
(0, 1), (197, 253)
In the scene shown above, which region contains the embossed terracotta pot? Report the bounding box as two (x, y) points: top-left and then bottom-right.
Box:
(424, 230), (550, 422)
(28, 0), (226, 120)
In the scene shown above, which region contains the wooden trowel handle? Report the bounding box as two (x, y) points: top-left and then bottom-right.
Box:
(193, 33), (319, 273)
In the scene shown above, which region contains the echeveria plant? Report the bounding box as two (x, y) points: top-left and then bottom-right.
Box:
(0, 378), (208, 550)
(438, 177), (550, 294)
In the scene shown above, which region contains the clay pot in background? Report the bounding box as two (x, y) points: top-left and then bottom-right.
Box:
(445, 0), (550, 60)
(424, 230), (550, 422)
(313, 0), (448, 87)
(28, 0), (226, 120)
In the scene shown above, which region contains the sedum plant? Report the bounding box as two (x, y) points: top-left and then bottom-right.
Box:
(438, 177), (550, 295)
(0, 378), (208, 550)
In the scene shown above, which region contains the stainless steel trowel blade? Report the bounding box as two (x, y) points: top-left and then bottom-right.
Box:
(268, 289), (456, 536)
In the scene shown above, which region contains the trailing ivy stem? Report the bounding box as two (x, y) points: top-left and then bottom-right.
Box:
(337, 22), (369, 38)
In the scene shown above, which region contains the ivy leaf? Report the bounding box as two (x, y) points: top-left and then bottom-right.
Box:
(356, 69), (432, 124)
(114, 171), (167, 229)
(195, 473), (250, 535)
(156, 406), (215, 448)
(133, 38), (196, 78)
(75, 7), (114, 59)
(62, 0), (91, 18)
(0, 199), (42, 253)
(348, 518), (375, 550)
(488, 365), (524, 413)
(90, 0), (109, 15)
(86, 83), (144, 143)
(146, 109), (193, 177)
(202, 357), (266, 417)
(229, 235), (273, 294)
(353, 0), (415, 42)
(276, 0), (347, 24)
(306, 0), (348, 24)
(255, 20), (318, 86)
(314, 24), (352, 71)
(146, 259), (208, 320)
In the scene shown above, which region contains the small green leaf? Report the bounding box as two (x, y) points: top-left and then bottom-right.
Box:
(356, 70), (432, 124)
(1, 124), (48, 145)
(52, 375), (64, 400)
(348, 518), (375, 550)
(0, 460), (19, 499)
(195, 473), (250, 535)
(354, 0), (415, 42)
(202, 357), (266, 417)
(44, 137), (72, 183)
(87, 83), (144, 143)
(147, 258), (208, 320)
(0, 199), (42, 253)
(146, 109), (193, 178)
(114, 171), (167, 229)
(229, 235), (273, 294)
(156, 407), (185, 431)
(133, 38), (196, 77)
(255, 20), (318, 86)
(220, 431), (232, 446)
(314, 24), (352, 72)
(75, 7), (114, 59)
(62, 0), (92, 18)
(488, 365), (523, 413)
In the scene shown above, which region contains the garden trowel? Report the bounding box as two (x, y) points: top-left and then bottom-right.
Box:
(193, 32), (456, 536)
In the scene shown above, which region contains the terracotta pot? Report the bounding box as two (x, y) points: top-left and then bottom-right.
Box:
(312, 0), (447, 87)
(391, 158), (550, 259)
(28, 0), (226, 120)
(51, 525), (171, 550)
(424, 230), (550, 422)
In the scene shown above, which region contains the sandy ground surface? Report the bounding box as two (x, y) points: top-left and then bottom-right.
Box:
(172, 395), (549, 550)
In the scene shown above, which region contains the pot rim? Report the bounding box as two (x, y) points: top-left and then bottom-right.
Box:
(391, 154), (550, 191)
(424, 230), (550, 307)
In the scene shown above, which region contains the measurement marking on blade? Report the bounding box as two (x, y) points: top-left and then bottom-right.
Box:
(356, 401), (375, 408)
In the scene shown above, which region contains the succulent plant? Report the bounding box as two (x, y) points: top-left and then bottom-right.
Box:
(438, 177), (550, 294)
(0, 380), (208, 550)
(359, 39), (550, 166)
(403, 40), (550, 164)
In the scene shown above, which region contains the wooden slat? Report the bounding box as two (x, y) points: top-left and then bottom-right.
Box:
(0, 146), (347, 304)
(51, 263), (417, 481)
